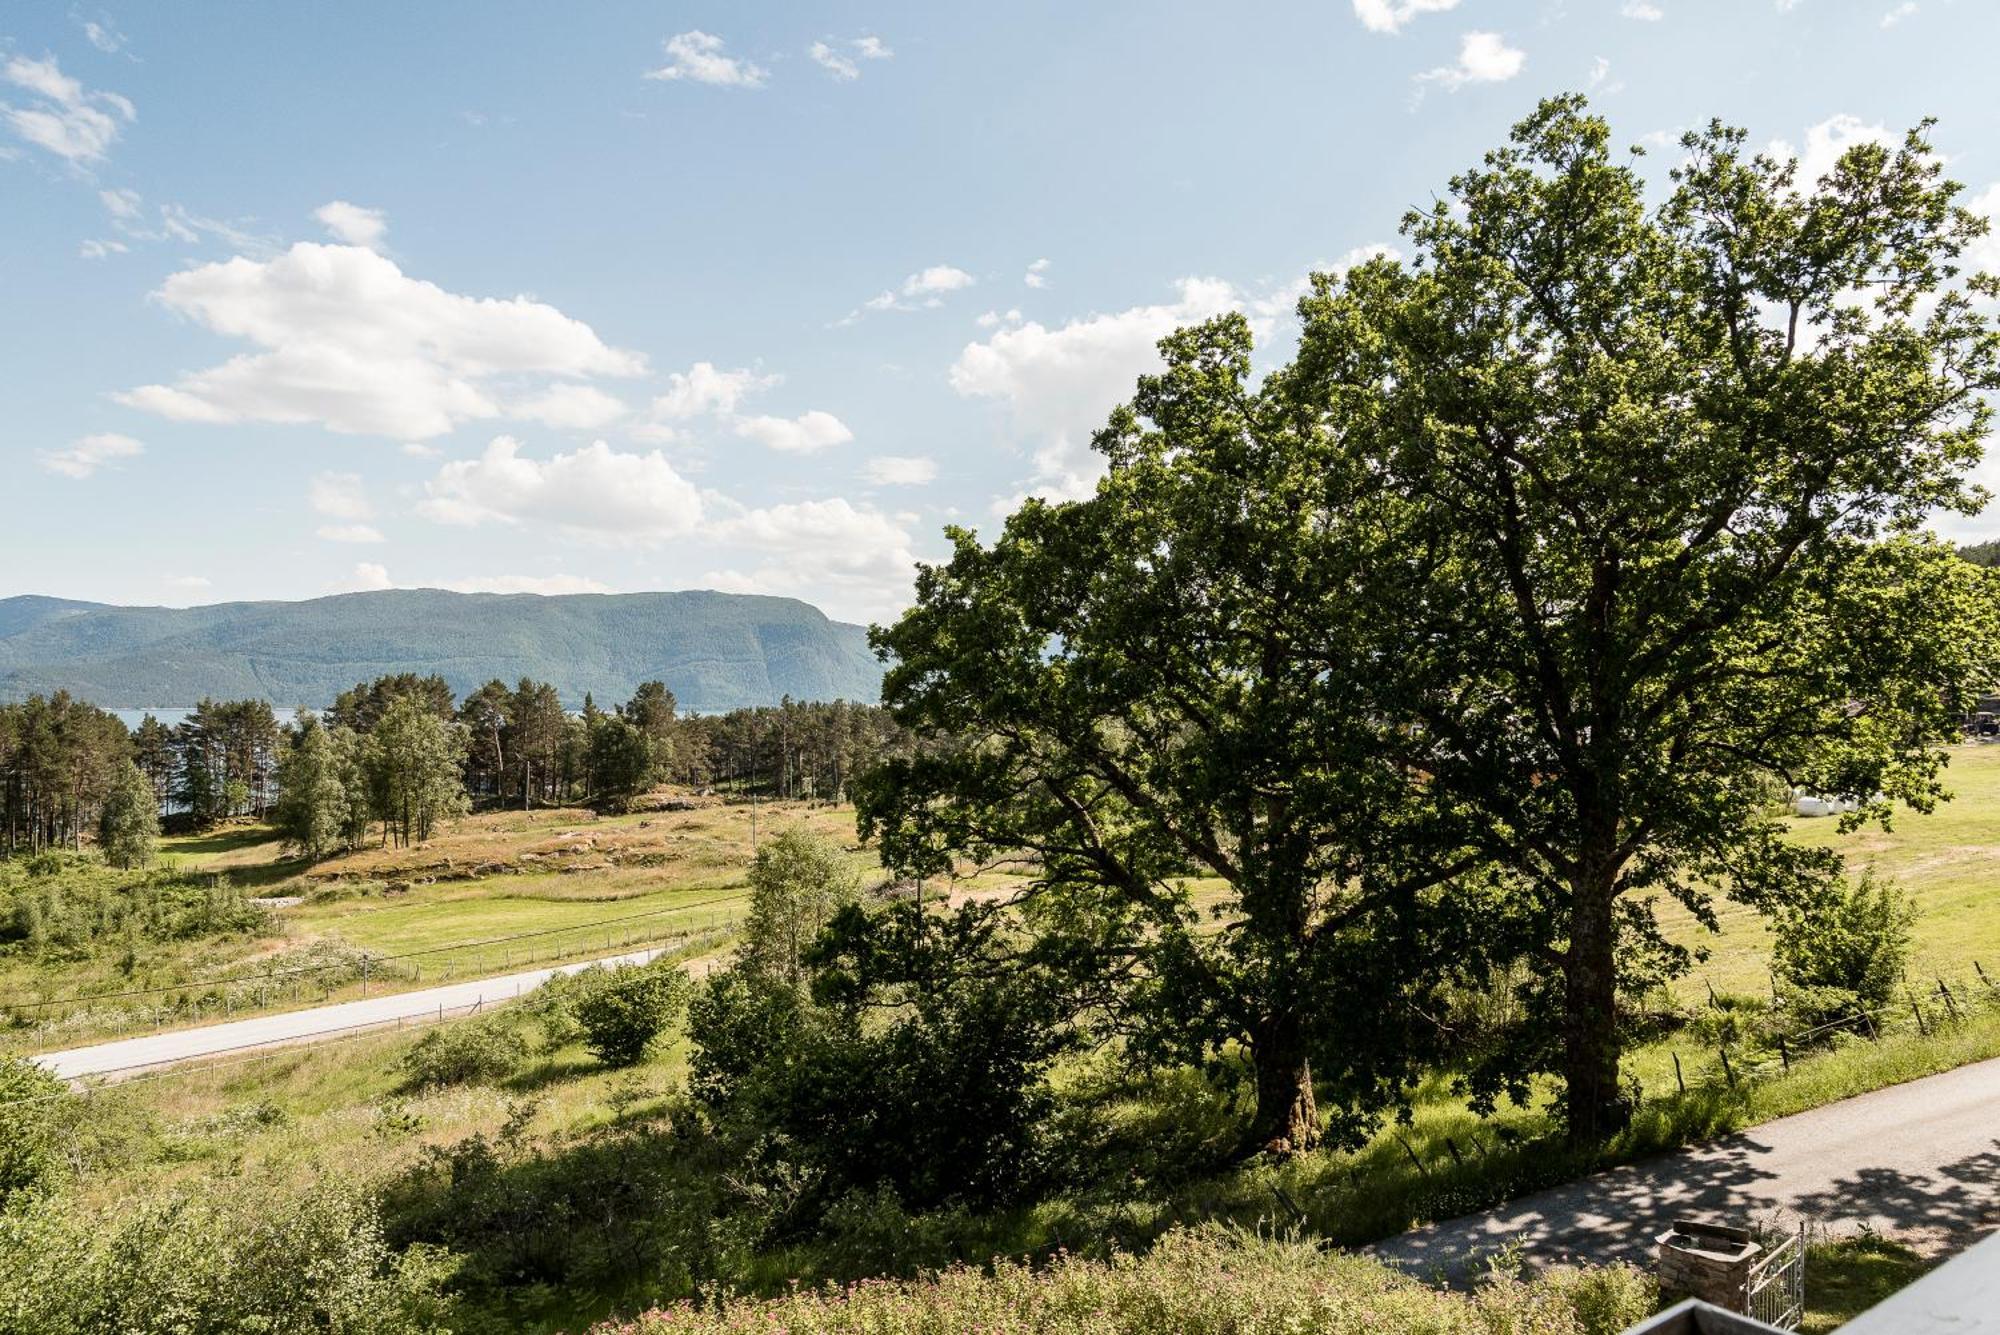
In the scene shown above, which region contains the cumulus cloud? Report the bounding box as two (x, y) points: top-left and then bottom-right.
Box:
(864, 455), (938, 486)
(645, 31), (767, 88)
(80, 18), (127, 54)
(100, 187), (140, 219)
(1352, 0), (1460, 33)
(1770, 114), (1895, 188)
(78, 238), (128, 259)
(844, 264), (977, 323)
(733, 410), (854, 454)
(1620, 1), (1665, 18)
(38, 432), (143, 479)
(314, 200), (387, 248)
(1024, 257), (1050, 289)
(704, 498), (920, 623)
(651, 362), (778, 419)
(951, 276), (1242, 503)
(419, 436), (704, 540)
(808, 35), (893, 80)
(1415, 32), (1526, 92)
(1, 54), (134, 163)
(117, 242), (645, 438)
(1880, 3), (1917, 27)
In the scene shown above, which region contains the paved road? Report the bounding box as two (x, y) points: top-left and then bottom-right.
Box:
(1373, 1056), (2000, 1281)
(33, 948), (669, 1081)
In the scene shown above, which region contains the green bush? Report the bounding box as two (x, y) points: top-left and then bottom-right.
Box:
(401, 1016), (528, 1088)
(1774, 871), (1916, 1026)
(0, 1176), (456, 1334)
(576, 963), (692, 1067)
(598, 1223), (1655, 1334)
(0, 1058), (76, 1210)
(0, 860), (269, 959)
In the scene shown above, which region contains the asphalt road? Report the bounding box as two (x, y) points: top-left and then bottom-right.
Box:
(32, 947), (668, 1081)
(1373, 1055), (2000, 1281)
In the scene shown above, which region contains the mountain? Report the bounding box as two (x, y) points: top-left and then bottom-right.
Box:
(0, 588), (883, 713)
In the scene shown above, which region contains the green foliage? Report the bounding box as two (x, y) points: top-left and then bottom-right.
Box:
(96, 760), (158, 870)
(739, 828), (860, 988)
(689, 902), (1077, 1225)
(600, 1224), (1656, 1335)
(0, 1058), (75, 1210)
(0, 1176), (456, 1334)
(1774, 871), (1918, 1023)
(0, 858), (269, 958)
(576, 962), (693, 1067)
(401, 1017), (530, 1089)
(587, 714), (658, 807)
(366, 695), (471, 847)
(275, 712), (370, 858)
(0, 588), (882, 715)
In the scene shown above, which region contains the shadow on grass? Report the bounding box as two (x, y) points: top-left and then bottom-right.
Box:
(1800, 1232), (1933, 1335)
(168, 825), (285, 858)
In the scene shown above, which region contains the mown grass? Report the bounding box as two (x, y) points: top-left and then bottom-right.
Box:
(1799, 1230), (1936, 1334)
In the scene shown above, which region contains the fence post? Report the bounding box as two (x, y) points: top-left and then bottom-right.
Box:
(1393, 1132), (1430, 1177)
(1777, 1036), (1790, 1073)
(1673, 1051), (1686, 1094)
(1975, 960), (1994, 992)
(1444, 1137), (1465, 1168)
(1909, 990), (1929, 1037)
(1937, 978), (1960, 1023)
(1719, 1046), (1736, 1088)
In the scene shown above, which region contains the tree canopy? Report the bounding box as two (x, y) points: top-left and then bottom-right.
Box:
(861, 96), (2000, 1147)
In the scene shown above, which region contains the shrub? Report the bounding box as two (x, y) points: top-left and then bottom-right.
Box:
(0, 1176), (456, 1334)
(401, 1016), (528, 1088)
(0, 1058), (76, 1210)
(577, 963), (693, 1067)
(1774, 871), (1916, 1025)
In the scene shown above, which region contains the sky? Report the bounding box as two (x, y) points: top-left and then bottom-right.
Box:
(6, 0), (1999, 626)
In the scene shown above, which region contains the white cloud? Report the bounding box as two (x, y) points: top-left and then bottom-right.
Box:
(733, 410), (854, 454)
(847, 263), (977, 321)
(809, 35), (893, 80)
(704, 498), (919, 623)
(808, 43), (860, 80)
(419, 436), (705, 540)
(1, 54), (134, 163)
(337, 562), (395, 593)
(1025, 257), (1050, 289)
(308, 470), (372, 520)
(1587, 57), (1617, 92)
(1880, 2), (1917, 26)
(651, 361), (778, 419)
(78, 238), (128, 259)
(644, 31), (768, 88)
(100, 187), (140, 219)
(38, 432), (143, 479)
(314, 200), (387, 248)
(951, 276), (1242, 503)
(118, 242), (645, 438)
(976, 308), (1024, 328)
(80, 19), (127, 54)
(512, 383), (629, 430)
(164, 574), (211, 593)
(1352, 0), (1460, 33)
(401, 442), (442, 459)
(1415, 32), (1526, 92)
(1620, 1), (1664, 18)
(316, 524), (386, 544)
(447, 573), (611, 595)
(864, 455), (938, 486)
(1770, 114), (1895, 188)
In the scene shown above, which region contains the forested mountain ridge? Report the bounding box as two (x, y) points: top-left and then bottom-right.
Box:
(0, 588), (883, 712)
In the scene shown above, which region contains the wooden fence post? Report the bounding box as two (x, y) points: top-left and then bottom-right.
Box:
(1937, 978), (1960, 1023)
(1673, 1051), (1686, 1094)
(1719, 1046), (1736, 1088)
(1909, 990), (1929, 1037)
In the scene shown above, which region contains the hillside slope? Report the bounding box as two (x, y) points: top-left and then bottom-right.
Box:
(0, 588), (882, 712)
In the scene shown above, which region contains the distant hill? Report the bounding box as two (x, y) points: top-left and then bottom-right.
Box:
(0, 588), (883, 713)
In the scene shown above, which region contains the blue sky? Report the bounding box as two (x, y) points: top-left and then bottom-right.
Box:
(6, 0), (1998, 624)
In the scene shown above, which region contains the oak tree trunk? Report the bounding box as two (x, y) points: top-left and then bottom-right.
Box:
(1247, 1012), (1320, 1155)
(1562, 876), (1629, 1143)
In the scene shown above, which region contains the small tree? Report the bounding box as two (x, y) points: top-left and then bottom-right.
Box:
(0, 1056), (75, 1207)
(97, 760), (158, 870)
(586, 715), (656, 807)
(365, 696), (470, 847)
(1773, 871), (1917, 1022)
(576, 963), (692, 1066)
(274, 714), (359, 859)
(740, 828), (860, 989)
